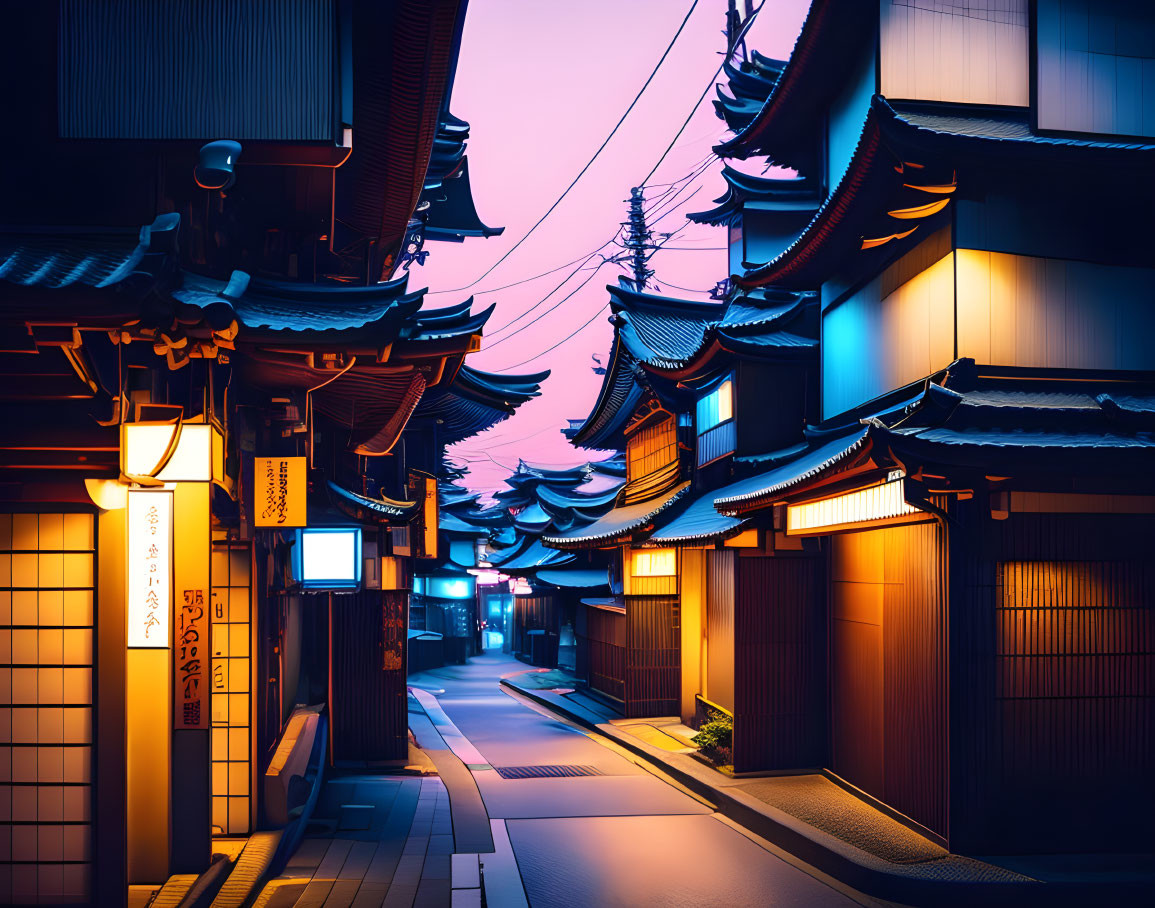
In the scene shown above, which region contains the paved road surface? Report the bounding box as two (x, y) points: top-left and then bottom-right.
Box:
(410, 652), (861, 908)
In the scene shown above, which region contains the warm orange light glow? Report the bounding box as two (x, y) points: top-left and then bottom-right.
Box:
(123, 422), (218, 481)
(723, 528), (759, 548)
(886, 198), (950, 219)
(631, 548), (676, 577)
(861, 227), (918, 250)
(787, 478), (922, 535)
(127, 489), (173, 647)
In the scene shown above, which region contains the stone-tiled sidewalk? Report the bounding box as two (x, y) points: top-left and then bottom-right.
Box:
(252, 775), (453, 907)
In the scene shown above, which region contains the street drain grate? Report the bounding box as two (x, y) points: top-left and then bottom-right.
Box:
(494, 764), (603, 780)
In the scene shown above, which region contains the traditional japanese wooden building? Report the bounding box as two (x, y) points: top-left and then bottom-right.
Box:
(548, 279), (820, 722)
(0, 1), (530, 902)
(488, 458), (624, 669)
(698, 0), (1155, 855)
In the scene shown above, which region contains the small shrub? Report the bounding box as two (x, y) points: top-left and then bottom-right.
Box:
(692, 709), (733, 767)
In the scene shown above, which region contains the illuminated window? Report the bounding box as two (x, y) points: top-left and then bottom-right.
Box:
(210, 538), (252, 836)
(787, 478), (922, 534)
(696, 379), (733, 434)
(0, 512), (95, 904)
(625, 548), (678, 596)
(631, 549), (676, 577)
(626, 416), (677, 483)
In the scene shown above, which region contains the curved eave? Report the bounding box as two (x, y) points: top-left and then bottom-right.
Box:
(542, 482), (691, 551)
(338, 0), (466, 280)
(715, 429), (872, 515)
(734, 105), (888, 290)
(715, 0), (870, 164)
(404, 301), (495, 342)
(569, 341), (648, 451)
(688, 169), (816, 226)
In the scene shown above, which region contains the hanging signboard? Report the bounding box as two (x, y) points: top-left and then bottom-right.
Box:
(255, 456), (306, 527)
(174, 589), (209, 729)
(406, 471), (439, 560)
(382, 591), (405, 672)
(127, 489), (173, 647)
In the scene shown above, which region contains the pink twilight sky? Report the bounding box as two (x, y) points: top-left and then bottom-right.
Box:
(418, 0), (811, 500)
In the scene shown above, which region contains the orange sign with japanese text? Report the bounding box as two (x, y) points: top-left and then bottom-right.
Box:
(255, 457), (306, 527)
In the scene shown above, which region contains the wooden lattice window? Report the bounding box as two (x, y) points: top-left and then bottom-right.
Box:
(0, 513), (95, 905)
(627, 416), (677, 484)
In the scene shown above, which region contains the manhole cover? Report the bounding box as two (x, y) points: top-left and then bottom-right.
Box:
(493, 764), (602, 780)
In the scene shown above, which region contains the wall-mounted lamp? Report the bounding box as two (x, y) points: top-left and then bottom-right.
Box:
(195, 140), (242, 190)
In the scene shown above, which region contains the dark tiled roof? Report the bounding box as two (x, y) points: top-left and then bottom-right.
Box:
(568, 336), (647, 451)
(736, 96), (1155, 290)
(423, 157), (505, 241)
(712, 54), (784, 132)
(889, 102), (1155, 154)
(648, 485), (746, 545)
(688, 166), (817, 226)
(609, 279), (721, 369)
(0, 213), (178, 290)
(715, 0), (870, 167)
(717, 362), (1155, 512)
(542, 482), (691, 549)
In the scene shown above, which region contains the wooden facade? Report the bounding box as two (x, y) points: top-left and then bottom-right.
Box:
(950, 502), (1155, 853)
(733, 554), (826, 774)
(625, 595), (681, 717)
(829, 521), (948, 840)
(581, 606), (626, 703)
(329, 590), (410, 764)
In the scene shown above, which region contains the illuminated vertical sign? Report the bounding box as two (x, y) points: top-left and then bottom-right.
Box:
(382, 591), (405, 672)
(406, 471), (439, 559)
(255, 456), (307, 527)
(128, 489), (173, 647)
(175, 588), (209, 728)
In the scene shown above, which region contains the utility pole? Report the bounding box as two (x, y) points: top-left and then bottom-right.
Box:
(621, 186), (655, 290)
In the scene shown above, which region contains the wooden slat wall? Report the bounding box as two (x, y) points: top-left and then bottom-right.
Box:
(880, 0), (1028, 106)
(733, 555), (826, 773)
(584, 606), (626, 703)
(955, 250), (1155, 371)
(830, 522), (948, 837)
(952, 505), (1155, 853)
(705, 552), (736, 713)
(1037, 0), (1155, 138)
(330, 590), (409, 763)
(625, 595), (681, 718)
(512, 593), (557, 656)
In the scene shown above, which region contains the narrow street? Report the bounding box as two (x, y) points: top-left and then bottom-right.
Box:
(409, 653), (861, 908)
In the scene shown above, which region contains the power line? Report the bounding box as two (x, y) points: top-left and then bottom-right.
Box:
(640, 1), (766, 187)
(482, 259), (611, 350)
(425, 245), (604, 296)
(436, 0), (703, 294)
(491, 302), (611, 373)
(483, 242), (611, 338)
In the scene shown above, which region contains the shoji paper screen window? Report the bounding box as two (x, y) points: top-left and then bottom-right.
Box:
(210, 536), (254, 836)
(0, 513), (95, 905)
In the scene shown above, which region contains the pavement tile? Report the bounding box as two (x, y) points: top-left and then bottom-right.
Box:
(338, 841), (379, 880)
(420, 853), (451, 881)
(350, 881), (390, 908)
(314, 839), (354, 879)
(293, 879), (335, 908)
(321, 879), (361, 907)
(412, 878), (451, 908)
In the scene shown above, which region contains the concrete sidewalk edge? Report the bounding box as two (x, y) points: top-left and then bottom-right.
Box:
(501, 676), (1150, 908)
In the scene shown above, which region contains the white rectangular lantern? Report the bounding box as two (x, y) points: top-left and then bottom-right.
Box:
(127, 489), (173, 647)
